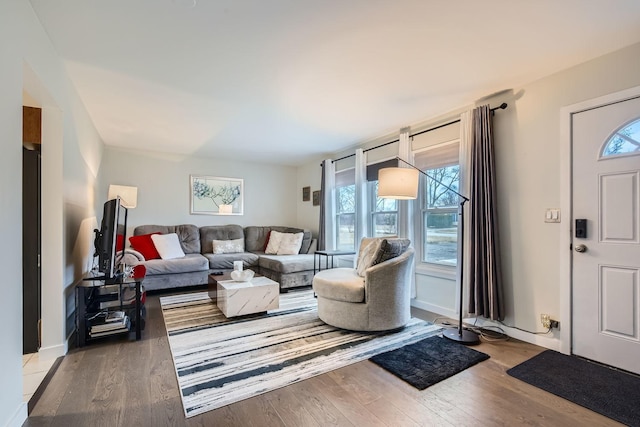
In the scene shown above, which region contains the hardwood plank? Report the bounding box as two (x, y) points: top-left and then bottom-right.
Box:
(309, 374), (386, 426)
(25, 293), (628, 427)
(286, 375), (354, 427)
(262, 385), (321, 427)
(346, 361), (454, 426)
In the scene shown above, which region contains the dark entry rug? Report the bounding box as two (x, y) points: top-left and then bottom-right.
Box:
(369, 335), (489, 389)
(507, 350), (640, 427)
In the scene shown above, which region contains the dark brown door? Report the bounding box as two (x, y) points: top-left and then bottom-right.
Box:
(23, 146), (41, 354)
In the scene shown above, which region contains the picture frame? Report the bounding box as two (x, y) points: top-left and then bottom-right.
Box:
(312, 190), (320, 206)
(302, 186), (310, 202)
(190, 175), (244, 215)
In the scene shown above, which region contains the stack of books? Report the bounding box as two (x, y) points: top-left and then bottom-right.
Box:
(89, 311), (130, 337)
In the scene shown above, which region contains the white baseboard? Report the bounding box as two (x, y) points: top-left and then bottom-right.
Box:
(4, 402), (27, 427)
(38, 342), (67, 361)
(411, 299), (456, 319)
(469, 317), (562, 352)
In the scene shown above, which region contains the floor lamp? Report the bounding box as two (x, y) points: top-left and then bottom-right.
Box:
(378, 157), (479, 345)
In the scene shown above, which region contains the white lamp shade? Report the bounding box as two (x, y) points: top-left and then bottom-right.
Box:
(378, 167), (419, 199)
(219, 204), (233, 214)
(108, 185), (138, 208)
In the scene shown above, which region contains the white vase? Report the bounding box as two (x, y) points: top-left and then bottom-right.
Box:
(230, 269), (254, 282)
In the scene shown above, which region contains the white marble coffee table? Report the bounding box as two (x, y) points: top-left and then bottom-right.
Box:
(217, 276), (279, 317)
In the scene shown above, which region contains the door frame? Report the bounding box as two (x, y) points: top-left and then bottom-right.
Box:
(559, 85), (640, 355)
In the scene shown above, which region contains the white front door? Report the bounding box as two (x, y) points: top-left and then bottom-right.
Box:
(572, 95), (640, 375)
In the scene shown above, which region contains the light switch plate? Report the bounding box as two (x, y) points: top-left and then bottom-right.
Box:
(545, 208), (561, 223)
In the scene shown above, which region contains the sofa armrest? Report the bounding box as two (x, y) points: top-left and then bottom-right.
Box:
(307, 239), (317, 254)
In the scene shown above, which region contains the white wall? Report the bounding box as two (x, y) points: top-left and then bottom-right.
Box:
(1, 1), (104, 425)
(99, 147), (300, 233)
(296, 41), (640, 350)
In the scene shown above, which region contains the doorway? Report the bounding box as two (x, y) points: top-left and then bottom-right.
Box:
(570, 94), (640, 375)
(23, 106), (42, 354)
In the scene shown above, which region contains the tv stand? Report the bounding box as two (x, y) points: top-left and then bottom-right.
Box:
(76, 275), (145, 347)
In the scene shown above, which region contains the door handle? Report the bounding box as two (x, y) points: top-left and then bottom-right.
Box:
(574, 244), (587, 253)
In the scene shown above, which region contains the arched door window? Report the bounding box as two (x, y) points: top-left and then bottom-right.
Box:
(600, 117), (640, 158)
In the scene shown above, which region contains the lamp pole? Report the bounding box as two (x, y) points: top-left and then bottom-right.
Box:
(394, 157), (479, 344)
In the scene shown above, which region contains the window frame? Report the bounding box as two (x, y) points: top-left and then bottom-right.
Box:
(414, 140), (461, 274)
(368, 180), (398, 238)
(335, 183), (356, 251)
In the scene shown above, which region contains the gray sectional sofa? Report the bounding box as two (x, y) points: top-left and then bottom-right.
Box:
(130, 224), (316, 292)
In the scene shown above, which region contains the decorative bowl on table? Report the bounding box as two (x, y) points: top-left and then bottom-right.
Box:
(231, 269), (254, 282)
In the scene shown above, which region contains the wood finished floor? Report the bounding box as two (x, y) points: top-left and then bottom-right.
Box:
(25, 290), (623, 427)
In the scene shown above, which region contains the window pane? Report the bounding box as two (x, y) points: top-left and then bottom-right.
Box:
(337, 214), (355, 251)
(336, 185), (355, 214)
(423, 212), (458, 265)
(426, 165), (460, 208)
(373, 213), (397, 237)
(373, 181), (397, 212)
(602, 118), (640, 157)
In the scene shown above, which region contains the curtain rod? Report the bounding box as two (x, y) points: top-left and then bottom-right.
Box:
(329, 102), (507, 164)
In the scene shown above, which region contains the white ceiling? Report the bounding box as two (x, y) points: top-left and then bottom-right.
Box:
(29, 0), (640, 165)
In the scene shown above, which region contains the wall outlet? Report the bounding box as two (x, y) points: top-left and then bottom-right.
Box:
(540, 313), (551, 329)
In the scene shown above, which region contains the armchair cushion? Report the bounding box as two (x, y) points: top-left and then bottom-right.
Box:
(356, 238), (382, 277)
(372, 238), (411, 266)
(313, 268), (365, 303)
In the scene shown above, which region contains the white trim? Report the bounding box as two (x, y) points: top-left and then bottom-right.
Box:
(560, 84), (640, 356)
(38, 342), (67, 361)
(5, 402), (27, 427)
(470, 317), (561, 350)
(411, 298), (456, 319)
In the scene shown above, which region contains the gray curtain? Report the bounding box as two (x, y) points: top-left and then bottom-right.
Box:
(468, 105), (504, 320)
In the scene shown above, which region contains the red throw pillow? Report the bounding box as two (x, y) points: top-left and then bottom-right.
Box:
(129, 233), (161, 260)
(263, 231), (271, 252)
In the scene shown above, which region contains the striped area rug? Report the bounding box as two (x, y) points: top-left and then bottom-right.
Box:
(160, 290), (441, 418)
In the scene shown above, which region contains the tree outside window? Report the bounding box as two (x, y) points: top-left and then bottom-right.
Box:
(423, 165), (459, 265)
(371, 181), (397, 237)
(336, 185), (356, 251)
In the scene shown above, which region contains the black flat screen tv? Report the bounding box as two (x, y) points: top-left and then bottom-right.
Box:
(94, 197), (128, 282)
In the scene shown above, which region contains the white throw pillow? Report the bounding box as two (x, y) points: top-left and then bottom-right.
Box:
(211, 238), (244, 254)
(265, 230), (285, 254)
(151, 233), (186, 260)
(356, 239), (382, 277)
(277, 232), (304, 255)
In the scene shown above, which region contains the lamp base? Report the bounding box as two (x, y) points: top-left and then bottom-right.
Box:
(443, 328), (480, 345)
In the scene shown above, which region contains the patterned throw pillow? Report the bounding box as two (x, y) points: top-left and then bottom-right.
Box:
(371, 238), (411, 266)
(356, 239), (382, 277)
(211, 238), (245, 254)
(277, 232), (304, 255)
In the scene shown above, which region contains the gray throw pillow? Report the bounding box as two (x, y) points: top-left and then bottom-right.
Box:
(371, 238), (410, 266)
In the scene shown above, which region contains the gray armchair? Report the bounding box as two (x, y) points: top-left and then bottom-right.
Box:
(312, 238), (414, 332)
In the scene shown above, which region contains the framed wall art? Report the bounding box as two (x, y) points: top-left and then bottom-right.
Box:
(302, 186), (310, 201)
(312, 190), (320, 206)
(190, 175), (244, 215)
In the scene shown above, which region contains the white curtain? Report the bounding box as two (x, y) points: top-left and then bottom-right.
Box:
(397, 127), (416, 297)
(459, 111), (473, 316)
(319, 159), (336, 251)
(354, 149), (368, 264)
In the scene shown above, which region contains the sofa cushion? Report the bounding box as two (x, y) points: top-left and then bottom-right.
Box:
(152, 233), (186, 260)
(204, 252), (259, 270)
(258, 254), (315, 274)
(211, 238), (244, 254)
(134, 224), (201, 254)
(313, 268), (365, 303)
(141, 253), (209, 275)
(199, 225), (244, 254)
(129, 233), (161, 260)
(372, 238), (411, 266)
(245, 226), (312, 254)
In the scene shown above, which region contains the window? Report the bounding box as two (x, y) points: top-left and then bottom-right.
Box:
(601, 118), (640, 158)
(370, 181), (397, 237)
(414, 141), (460, 266)
(335, 168), (356, 251)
